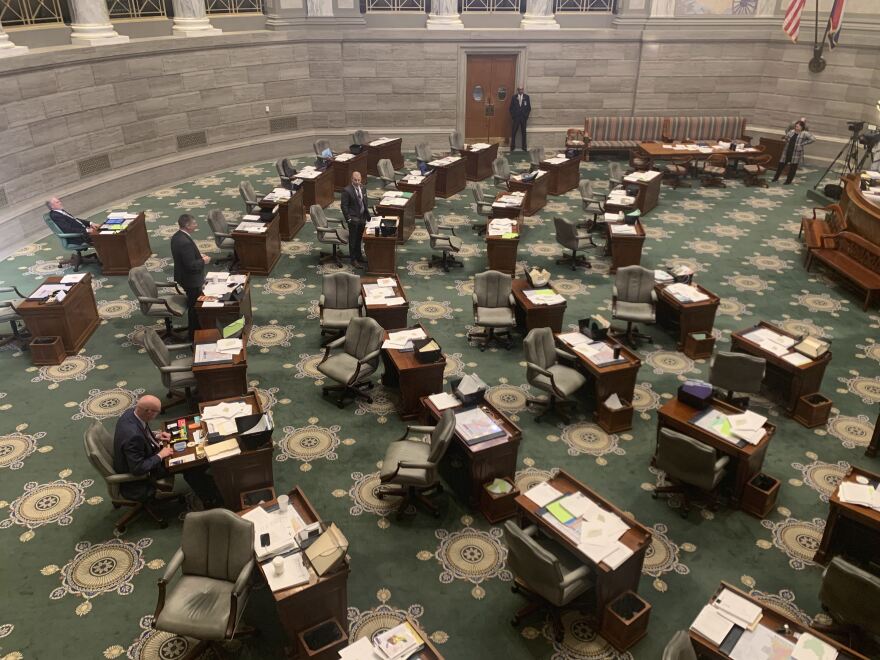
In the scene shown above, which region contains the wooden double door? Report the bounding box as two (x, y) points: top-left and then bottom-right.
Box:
(465, 54), (518, 144)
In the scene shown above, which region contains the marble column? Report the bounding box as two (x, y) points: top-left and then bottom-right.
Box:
(521, 0), (559, 29)
(426, 0), (463, 29)
(172, 0), (221, 36)
(307, 0), (332, 15)
(69, 0), (129, 45)
(0, 19), (28, 57)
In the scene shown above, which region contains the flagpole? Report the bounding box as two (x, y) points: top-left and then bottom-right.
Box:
(808, 0), (827, 73)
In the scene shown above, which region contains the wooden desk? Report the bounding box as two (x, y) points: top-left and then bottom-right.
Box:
(511, 279), (566, 333)
(195, 275), (253, 331)
(164, 390), (274, 510)
(396, 171), (437, 217)
(539, 156), (580, 195)
(381, 323), (445, 420)
(366, 137), (404, 176)
(362, 220), (398, 277)
(361, 274), (408, 330)
(507, 172), (549, 216)
(657, 397), (775, 506)
(814, 465), (880, 566)
(730, 321), (832, 414)
(330, 152), (368, 193)
(432, 157), (467, 198)
(654, 283), (719, 350)
(559, 334), (641, 406)
(300, 168), (334, 209)
(622, 170), (662, 215)
(486, 219), (520, 276)
(490, 191), (524, 220)
(605, 220), (645, 273)
(192, 328), (248, 402)
(839, 173), (880, 247)
(758, 136), (785, 164)
(690, 582), (868, 660)
(425, 397), (521, 509)
(515, 470), (651, 618)
(92, 212), (151, 275)
(232, 215), (281, 276)
(274, 189), (305, 241)
(243, 487), (350, 659)
(375, 194), (416, 244)
(342, 616), (444, 660)
(459, 143), (499, 181)
(19, 275), (99, 355)
(637, 140), (759, 162)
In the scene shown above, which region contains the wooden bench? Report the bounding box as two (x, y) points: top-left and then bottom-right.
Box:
(663, 116), (748, 143)
(800, 204), (847, 265)
(807, 231), (880, 310)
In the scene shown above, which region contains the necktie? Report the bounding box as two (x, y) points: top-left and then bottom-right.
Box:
(143, 421), (159, 449)
(356, 186), (364, 212)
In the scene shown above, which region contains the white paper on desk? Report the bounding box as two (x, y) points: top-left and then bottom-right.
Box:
(201, 301), (224, 308)
(558, 492), (600, 520)
(381, 339), (411, 351)
(733, 428), (764, 446)
(729, 626), (794, 660)
(782, 352), (812, 366)
(838, 482), (880, 509)
(216, 338), (243, 354)
(602, 541), (634, 569)
(558, 332), (589, 346)
(60, 274), (87, 284)
(524, 482), (563, 507)
(383, 297), (406, 306)
(376, 277), (396, 288)
(388, 328), (426, 342)
(713, 589), (762, 630)
(262, 552), (310, 592)
(690, 605), (735, 646)
(428, 393), (461, 411)
(792, 632), (838, 660)
(339, 636), (381, 660)
(335, 153), (354, 161)
(729, 410), (767, 433)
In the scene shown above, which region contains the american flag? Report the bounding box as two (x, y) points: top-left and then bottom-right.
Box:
(826, 0), (847, 49)
(783, 0), (806, 42)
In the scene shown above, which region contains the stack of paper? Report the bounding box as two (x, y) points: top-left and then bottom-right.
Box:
(202, 400), (252, 436)
(454, 407), (506, 445)
(523, 289), (565, 306)
(428, 392), (460, 411)
(383, 327), (426, 350)
(216, 338), (243, 355)
(792, 632), (839, 660)
(838, 481), (880, 510)
(204, 438), (240, 462)
(370, 137), (393, 146)
(296, 166), (321, 179)
(545, 155), (568, 165)
(693, 409), (740, 444)
(428, 156), (461, 166)
(572, 341), (622, 367)
(743, 327), (797, 358)
(728, 626), (794, 660)
(488, 219), (516, 236)
(373, 621), (425, 660)
(376, 277), (395, 287)
(727, 410), (767, 445)
(235, 221), (267, 234)
(665, 283), (709, 303)
(194, 342), (234, 365)
(690, 604), (735, 645)
(609, 224), (638, 235)
(470, 142), (491, 150)
(401, 174), (424, 184)
(558, 332), (590, 347)
(262, 551), (310, 592)
(242, 505), (299, 560)
(524, 481), (563, 507)
(335, 153), (355, 161)
(60, 274), (87, 285)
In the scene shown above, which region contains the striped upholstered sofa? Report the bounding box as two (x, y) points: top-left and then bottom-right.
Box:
(581, 115), (748, 158)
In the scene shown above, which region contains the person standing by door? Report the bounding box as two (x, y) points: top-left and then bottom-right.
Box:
(509, 86), (531, 152)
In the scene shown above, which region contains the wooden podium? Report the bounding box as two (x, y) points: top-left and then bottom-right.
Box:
(192, 328), (248, 402)
(92, 212), (152, 275)
(232, 215), (281, 276)
(18, 274), (99, 355)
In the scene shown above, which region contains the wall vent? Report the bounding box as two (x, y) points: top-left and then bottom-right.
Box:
(77, 154), (111, 178)
(0, 187), (7, 209)
(176, 131), (208, 151)
(269, 116), (298, 134)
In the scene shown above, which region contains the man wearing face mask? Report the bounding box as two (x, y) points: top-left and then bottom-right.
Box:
(341, 171), (370, 270)
(509, 85), (531, 152)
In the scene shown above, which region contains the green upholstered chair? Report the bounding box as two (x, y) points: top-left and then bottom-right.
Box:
(652, 427), (729, 517)
(425, 211), (463, 273)
(709, 351), (766, 411)
(143, 327), (196, 412)
(43, 212), (98, 271)
(128, 265), (187, 340)
(523, 326), (586, 424)
(470, 269), (515, 351)
(310, 204), (349, 267)
(317, 316), (384, 408)
(377, 408), (455, 518)
(319, 272), (363, 345)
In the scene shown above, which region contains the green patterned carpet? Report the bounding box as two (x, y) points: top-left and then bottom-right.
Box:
(0, 153), (877, 660)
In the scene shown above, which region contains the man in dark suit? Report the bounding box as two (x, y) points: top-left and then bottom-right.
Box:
(170, 214), (211, 338)
(113, 395), (218, 506)
(340, 171), (370, 270)
(509, 86), (531, 152)
(46, 197), (97, 246)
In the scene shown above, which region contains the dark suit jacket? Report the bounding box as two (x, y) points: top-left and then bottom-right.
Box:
(170, 229), (206, 290)
(113, 408), (165, 501)
(49, 209), (89, 245)
(509, 93), (531, 122)
(340, 184), (370, 224)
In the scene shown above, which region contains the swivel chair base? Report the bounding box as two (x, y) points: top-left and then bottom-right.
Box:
(556, 251), (592, 272)
(510, 579), (591, 643)
(158, 317), (189, 344)
(321, 381), (374, 408)
(472, 222), (487, 236)
(652, 483), (723, 519)
(377, 483), (444, 519)
(527, 395), (576, 425)
(429, 252), (464, 273)
(161, 387), (195, 413)
(610, 321), (652, 348)
(318, 245), (347, 268)
(468, 327), (513, 352)
(61, 250), (100, 272)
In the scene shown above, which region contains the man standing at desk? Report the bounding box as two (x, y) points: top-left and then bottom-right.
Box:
(170, 213), (211, 338)
(341, 171), (369, 270)
(509, 86), (531, 152)
(113, 395), (219, 508)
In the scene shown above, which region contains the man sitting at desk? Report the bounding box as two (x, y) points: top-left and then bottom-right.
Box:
(46, 197), (100, 267)
(341, 171), (370, 270)
(113, 394), (220, 508)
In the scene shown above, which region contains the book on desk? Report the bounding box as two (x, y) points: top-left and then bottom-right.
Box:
(454, 407), (506, 446)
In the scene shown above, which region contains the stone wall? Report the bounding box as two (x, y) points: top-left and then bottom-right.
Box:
(1, 19), (878, 256)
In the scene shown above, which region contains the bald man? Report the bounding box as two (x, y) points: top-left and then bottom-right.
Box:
(113, 395), (218, 506)
(46, 197), (98, 246)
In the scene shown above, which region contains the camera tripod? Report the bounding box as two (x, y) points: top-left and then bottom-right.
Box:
(813, 124), (864, 190)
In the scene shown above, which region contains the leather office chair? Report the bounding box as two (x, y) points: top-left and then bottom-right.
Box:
(415, 142), (433, 163)
(319, 272), (363, 345)
(817, 557), (880, 651)
(492, 156), (512, 188)
(553, 217), (593, 271)
(425, 211), (463, 273)
(351, 129), (370, 146)
(153, 510), (256, 653)
(662, 630), (698, 660)
(0, 286), (29, 350)
(43, 213), (99, 272)
(523, 327), (586, 424)
(238, 180), (261, 214)
(317, 316), (384, 408)
(84, 420), (179, 533)
(377, 158), (402, 189)
(470, 270), (516, 351)
(469, 182), (495, 236)
(701, 154), (728, 187)
(275, 157), (297, 189)
(579, 179), (606, 225)
(128, 266), (187, 340)
(449, 129), (464, 152)
(663, 156), (693, 188)
(310, 204), (349, 266)
(503, 520), (593, 642)
(377, 409), (455, 518)
(610, 265), (656, 346)
(629, 148), (653, 172)
(608, 161), (624, 189)
(652, 427), (729, 517)
(313, 139), (332, 157)
(709, 351), (766, 411)
(143, 327), (196, 412)
(742, 153), (772, 187)
(206, 210), (237, 267)
(528, 147), (545, 171)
